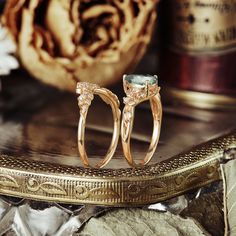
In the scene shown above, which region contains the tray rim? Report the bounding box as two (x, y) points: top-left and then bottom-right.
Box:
(0, 132), (235, 206)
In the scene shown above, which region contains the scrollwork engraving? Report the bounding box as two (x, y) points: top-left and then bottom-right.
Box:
(75, 185), (120, 200)
(0, 175), (19, 188)
(175, 172), (200, 189)
(128, 182), (168, 198)
(26, 178), (67, 195)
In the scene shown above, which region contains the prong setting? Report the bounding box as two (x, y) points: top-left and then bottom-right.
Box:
(123, 74), (159, 105)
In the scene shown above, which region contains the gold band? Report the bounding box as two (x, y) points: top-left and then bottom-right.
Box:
(77, 82), (121, 168)
(121, 75), (162, 167)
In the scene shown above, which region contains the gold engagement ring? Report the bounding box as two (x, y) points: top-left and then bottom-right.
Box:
(121, 74), (162, 167)
(76, 82), (121, 168)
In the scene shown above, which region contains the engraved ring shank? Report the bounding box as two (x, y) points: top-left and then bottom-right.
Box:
(121, 94), (162, 166)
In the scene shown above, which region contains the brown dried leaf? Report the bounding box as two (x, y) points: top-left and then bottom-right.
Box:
(221, 159), (236, 236)
(78, 209), (209, 236)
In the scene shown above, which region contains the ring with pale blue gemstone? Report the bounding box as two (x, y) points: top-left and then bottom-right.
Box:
(121, 74), (162, 167)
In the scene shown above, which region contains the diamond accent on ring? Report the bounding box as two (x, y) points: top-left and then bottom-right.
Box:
(76, 82), (100, 116)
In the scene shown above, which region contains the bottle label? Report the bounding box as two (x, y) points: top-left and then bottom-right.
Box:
(169, 0), (236, 54)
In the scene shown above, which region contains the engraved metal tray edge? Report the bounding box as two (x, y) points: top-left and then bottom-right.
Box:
(0, 132), (235, 206)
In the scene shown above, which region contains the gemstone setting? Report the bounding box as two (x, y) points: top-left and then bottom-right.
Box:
(123, 74), (160, 106)
(125, 74), (157, 87)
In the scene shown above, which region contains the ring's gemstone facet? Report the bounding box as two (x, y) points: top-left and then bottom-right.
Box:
(123, 74), (159, 105)
(125, 74), (157, 87)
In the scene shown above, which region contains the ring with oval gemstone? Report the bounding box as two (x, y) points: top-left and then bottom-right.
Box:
(121, 74), (162, 167)
(76, 82), (121, 168)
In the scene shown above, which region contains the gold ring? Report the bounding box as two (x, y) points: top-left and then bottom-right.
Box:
(76, 82), (120, 168)
(121, 75), (162, 167)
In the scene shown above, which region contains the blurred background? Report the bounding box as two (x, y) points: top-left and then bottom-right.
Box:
(1, 0), (236, 108)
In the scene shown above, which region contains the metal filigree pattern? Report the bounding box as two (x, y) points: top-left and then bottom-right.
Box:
(0, 133), (235, 206)
(122, 105), (133, 141)
(122, 75), (160, 106)
(123, 83), (160, 106)
(0, 175), (19, 188)
(26, 178), (67, 195)
(76, 82), (100, 116)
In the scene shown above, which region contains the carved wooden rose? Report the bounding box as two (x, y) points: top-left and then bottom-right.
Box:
(2, 0), (158, 91)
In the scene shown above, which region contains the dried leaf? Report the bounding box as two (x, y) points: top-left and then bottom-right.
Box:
(77, 209), (210, 236)
(221, 159), (236, 236)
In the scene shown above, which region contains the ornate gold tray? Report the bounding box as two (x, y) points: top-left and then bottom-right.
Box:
(1, 74), (236, 207)
(0, 132), (235, 206)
